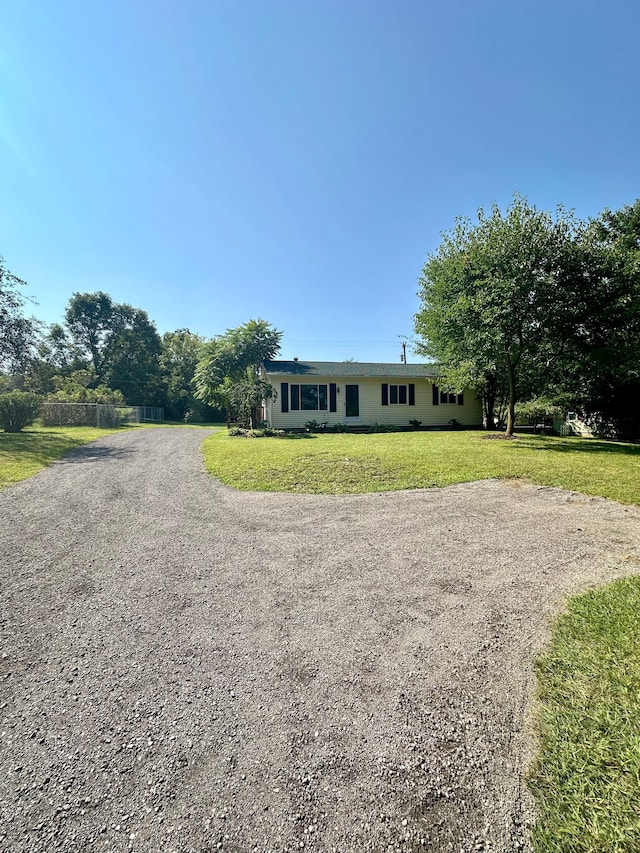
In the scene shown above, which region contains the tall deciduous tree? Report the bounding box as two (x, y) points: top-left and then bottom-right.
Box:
(64, 293), (165, 404)
(160, 329), (206, 420)
(414, 195), (581, 435)
(64, 291), (115, 377)
(194, 319), (282, 426)
(572, 201), (640, 437)
(0, 256), (39, 373)
(102, 307), (165, 405)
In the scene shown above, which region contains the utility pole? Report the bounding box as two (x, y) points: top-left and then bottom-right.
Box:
(400, 341), (407, 363)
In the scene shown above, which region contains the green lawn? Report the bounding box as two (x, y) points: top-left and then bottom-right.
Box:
(201, 430), (640, 505)
(0, 424), (125, 489)
(529, 575), (640, 852)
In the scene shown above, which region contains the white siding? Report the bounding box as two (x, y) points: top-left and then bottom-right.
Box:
(266, 375), (482, 429)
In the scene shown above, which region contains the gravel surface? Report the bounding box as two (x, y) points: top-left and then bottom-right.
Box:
(2, 427), (640, 853)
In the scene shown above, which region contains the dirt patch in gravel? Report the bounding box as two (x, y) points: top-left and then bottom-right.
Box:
(1, 428), (639, 853)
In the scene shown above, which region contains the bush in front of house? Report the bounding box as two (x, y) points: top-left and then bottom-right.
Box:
(228, 426), (285, 438)
(0, 391), (41, 433)
(368, 422), (397, 433)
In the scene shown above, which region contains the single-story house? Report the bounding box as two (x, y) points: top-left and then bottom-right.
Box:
(262, 360), (483, 430)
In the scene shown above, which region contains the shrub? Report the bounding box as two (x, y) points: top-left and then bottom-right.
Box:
(332, 423), (348, 433)
(515, 397), (563, 426)
(304, 419), (319, 432)
(448, 418), (462, 430)
(228, 426), (285, 438)
(0, 391), (41, 433)
(409, 419), (422, 429)
(368, 422), (396, 433)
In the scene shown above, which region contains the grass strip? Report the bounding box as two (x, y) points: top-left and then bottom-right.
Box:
(201, 431), (640, 505)
(528, 575), (640, 852)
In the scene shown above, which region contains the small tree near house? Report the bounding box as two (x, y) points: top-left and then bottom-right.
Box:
(194, 319), (282, 428)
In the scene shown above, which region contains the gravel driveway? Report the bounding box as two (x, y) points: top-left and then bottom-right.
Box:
(2, 428), (640, 853)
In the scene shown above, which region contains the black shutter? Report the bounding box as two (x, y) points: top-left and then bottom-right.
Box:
(432, 384), (439, 405)
(457, 392), (464, 406)
(381, 383), (389, 406)
(329, 383), (337, 413)
(281, 383), (289, 412)
(409, 383), (415, 406)
(291, 385), (300, 410)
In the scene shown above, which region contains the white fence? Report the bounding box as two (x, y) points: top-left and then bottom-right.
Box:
(40, 402), (164, 428)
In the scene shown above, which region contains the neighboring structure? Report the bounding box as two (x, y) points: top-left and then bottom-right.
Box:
(262, 360), (483, 430)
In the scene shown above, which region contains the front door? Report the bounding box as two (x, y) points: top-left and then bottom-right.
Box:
(345, 384), (360, 418)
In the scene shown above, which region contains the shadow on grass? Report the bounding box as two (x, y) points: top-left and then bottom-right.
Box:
(1, 430), (81, 456)
(279, 433), (317, 440)
(0, 428), (129, 465)
(521, 436), (640, 456)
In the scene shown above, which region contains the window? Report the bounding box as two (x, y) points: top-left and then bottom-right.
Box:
(301, 384), (319, 410)
(288, 383), (330, 411)
(432, 385), (464, 406)
(382, 383), (415, 406)
(440, 390), (457, 404)
(389, 384), (406, 404)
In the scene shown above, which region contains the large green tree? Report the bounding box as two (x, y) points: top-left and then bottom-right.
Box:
(571, 201), (640, 437)
(64, 291), (115, 377)
(160, 329), (206, 420)
(64, 293), (166, 404)
(102, 306), (165, 405)
(0, 256), (39, 373)
(414, 196), (582, 435)
(194, 319), (282, 427)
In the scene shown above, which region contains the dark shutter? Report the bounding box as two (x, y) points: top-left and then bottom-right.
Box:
(281, 383), (289, 412)
(432, 384), (439, 405)
(329, 383), (337, 413)
(409, 384), (415, 406)
(381, 383), (388, 405)
(457, 392), (464, 406)
(291, 385), (300, 410)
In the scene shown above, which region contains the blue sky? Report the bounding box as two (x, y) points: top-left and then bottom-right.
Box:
(1, 0), (639, 363)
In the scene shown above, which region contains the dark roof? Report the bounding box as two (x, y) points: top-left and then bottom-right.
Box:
(263, 360), (438, 379)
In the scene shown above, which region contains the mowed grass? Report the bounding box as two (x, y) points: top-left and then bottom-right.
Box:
(202, 430), (640, 504)
(0, 424), (124, 490)
(529, 575), (640, 852)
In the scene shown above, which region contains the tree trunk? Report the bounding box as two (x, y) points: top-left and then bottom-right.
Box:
(505, 361), (516, 437)
(483, 372), (497, 430)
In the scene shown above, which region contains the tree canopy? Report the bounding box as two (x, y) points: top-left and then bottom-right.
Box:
(0, 256), (39, 373)
(571, 201), (640, 437)
(415, 196), (585, 435)
(415, 195), (640, 438)
(159, 329), (207, 421)
(64, 291), (115, 377)
(194, 319), (282, 426)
